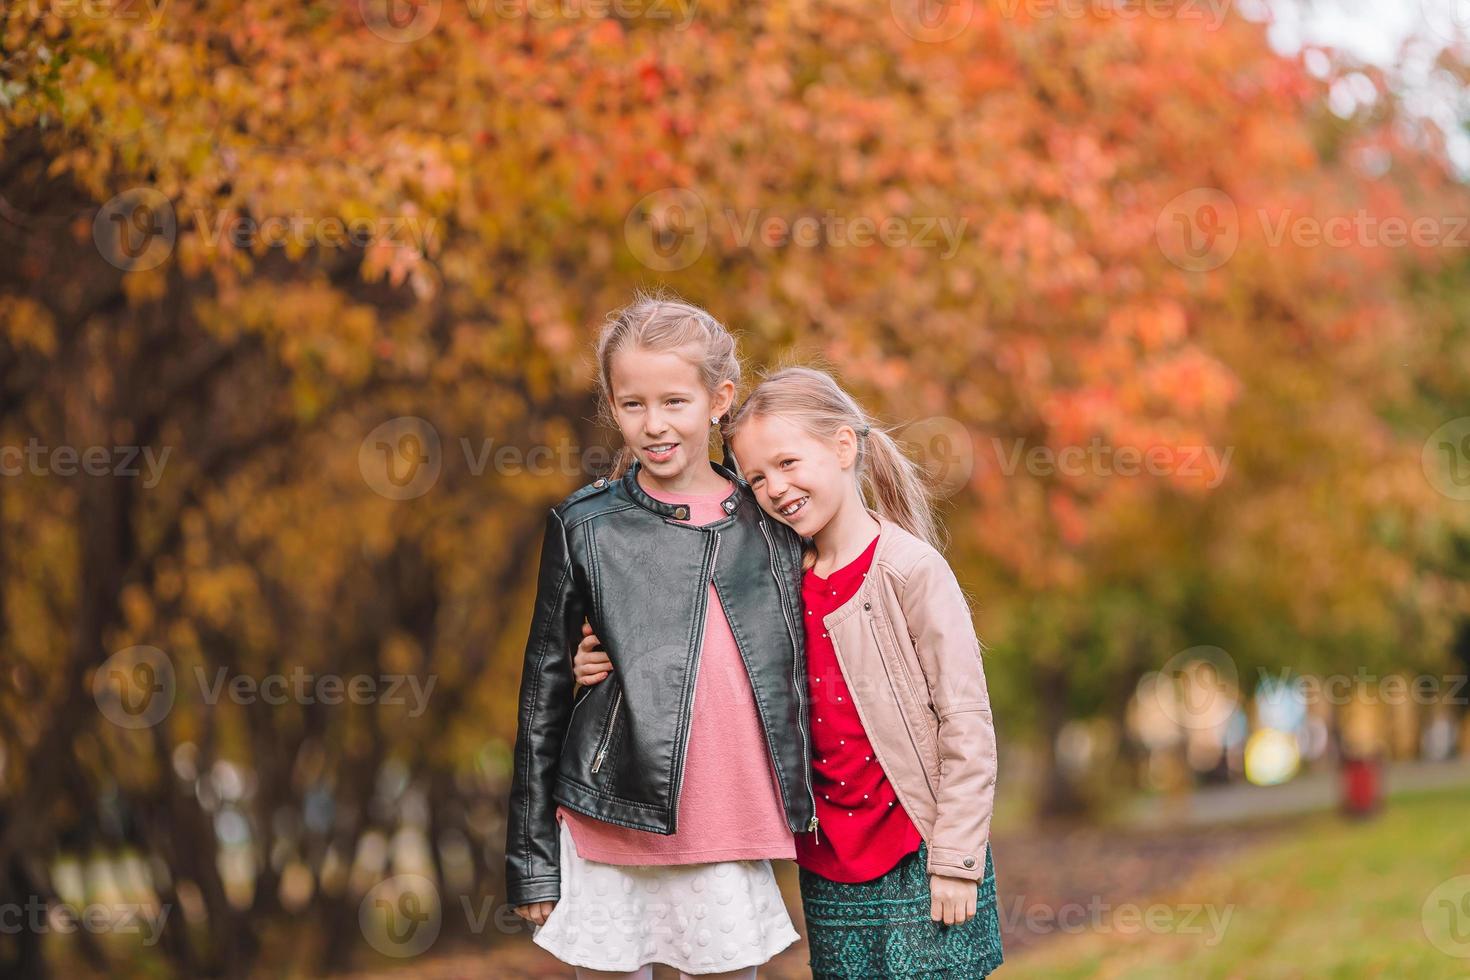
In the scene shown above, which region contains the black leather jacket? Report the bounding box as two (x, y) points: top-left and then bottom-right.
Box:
(505, 458), (817, 906)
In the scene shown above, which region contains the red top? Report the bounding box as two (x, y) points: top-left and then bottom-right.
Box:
(795, 531), (923, 883)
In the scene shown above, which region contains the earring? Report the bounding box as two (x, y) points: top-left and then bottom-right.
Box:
(710, 415), (720, 425)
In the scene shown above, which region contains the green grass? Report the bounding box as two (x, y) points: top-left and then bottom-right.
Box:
(1001, 784), (1470, 979)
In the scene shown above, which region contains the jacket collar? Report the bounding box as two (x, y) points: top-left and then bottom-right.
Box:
(820, 509), (918, 628)
(622, 458), (745, 520)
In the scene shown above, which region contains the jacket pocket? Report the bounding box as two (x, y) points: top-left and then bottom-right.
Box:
(591, 687), (623, 775)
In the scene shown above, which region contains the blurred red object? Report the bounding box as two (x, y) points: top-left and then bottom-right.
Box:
(1340, 755), (1383, 817)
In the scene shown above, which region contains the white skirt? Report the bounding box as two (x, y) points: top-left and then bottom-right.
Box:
(532, 818), (799, 974)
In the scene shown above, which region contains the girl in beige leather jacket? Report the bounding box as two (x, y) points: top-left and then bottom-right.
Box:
(575, 366), (1004, 978)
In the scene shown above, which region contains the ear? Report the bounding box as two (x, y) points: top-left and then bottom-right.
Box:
(712, 379), (737, 420)
(834, 425), (860, 470)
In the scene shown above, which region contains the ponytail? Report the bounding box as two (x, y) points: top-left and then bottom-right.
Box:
(862, 424), (945, 552)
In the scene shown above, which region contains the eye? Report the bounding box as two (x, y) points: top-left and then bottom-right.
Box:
(780, 458), (796, 468)
(621, 401), (640, 409)
(666, 398), (687, 407)
(749, 474), (764, 486)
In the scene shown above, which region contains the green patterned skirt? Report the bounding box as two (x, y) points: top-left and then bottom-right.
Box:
(798, 842), (1004, 979)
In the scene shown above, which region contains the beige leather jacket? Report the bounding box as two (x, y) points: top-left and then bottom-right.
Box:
(823, 511), (999, 882)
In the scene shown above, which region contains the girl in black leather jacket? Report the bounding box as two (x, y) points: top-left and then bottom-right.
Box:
(506, 293), (815, 979)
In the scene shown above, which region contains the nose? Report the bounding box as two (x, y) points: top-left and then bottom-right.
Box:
(643, 408), (668, 436)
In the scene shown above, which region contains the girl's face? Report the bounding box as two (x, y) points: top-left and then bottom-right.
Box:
(731, 413), (859, 536)
(609, 346), (733, 482)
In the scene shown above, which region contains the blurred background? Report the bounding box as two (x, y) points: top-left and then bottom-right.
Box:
(2, 0), (1470, 976)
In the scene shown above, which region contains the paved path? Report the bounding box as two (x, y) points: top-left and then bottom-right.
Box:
(1120, 757), (1470, 828)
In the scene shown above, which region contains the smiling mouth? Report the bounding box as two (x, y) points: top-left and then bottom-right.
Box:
(645, 442), (678, 460)
(778, 495), (809, 518)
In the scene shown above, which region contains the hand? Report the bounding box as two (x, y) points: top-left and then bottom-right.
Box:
(929, 872), (978, 926)
(514, 900), (556, 926)
(573, 621), (613, 685)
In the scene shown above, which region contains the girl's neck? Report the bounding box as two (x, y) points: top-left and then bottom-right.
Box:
(811, 487), (881, 577)
(636, 458), (728, 498)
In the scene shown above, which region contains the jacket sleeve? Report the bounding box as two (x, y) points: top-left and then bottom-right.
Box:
(898, 550), (998, 882)
(505, 507), (585, 906)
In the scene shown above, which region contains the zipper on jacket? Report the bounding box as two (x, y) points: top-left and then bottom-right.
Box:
(590, 689), (622, 774)
(669, 529), (719, 833)
(867, 616), (940, 799)
(759, 519), (819, 842)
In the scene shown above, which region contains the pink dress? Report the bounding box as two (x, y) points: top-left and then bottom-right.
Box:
(556, 477), (796, 864)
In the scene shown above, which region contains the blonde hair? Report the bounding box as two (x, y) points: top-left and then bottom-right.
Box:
(595, 290), (742, 479)
(725, 366), (944, 558)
